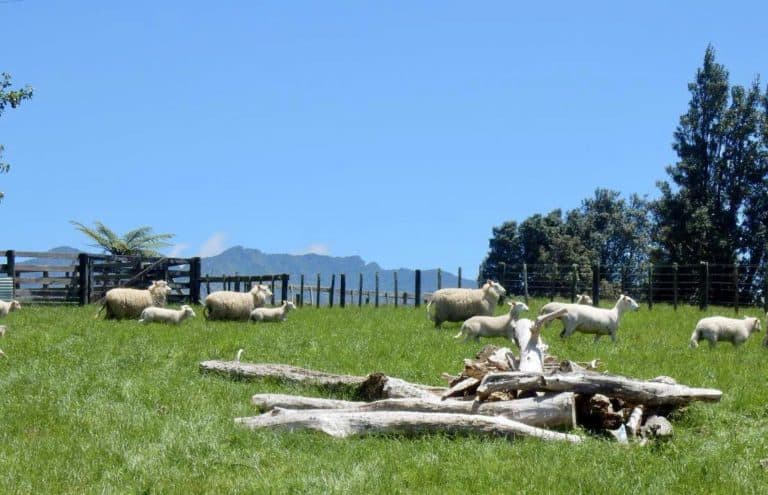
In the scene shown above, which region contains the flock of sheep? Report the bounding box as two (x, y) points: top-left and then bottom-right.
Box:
(0, 279), (764, 351)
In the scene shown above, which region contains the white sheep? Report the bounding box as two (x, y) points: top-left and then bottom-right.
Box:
(539, 293), (592, 316)
(138, 304), (196, 324)
(98, 280), (172, 320)
(0, 299), (21, 318)
(427, 280), (506, 328)
(0, 325), (6, 337)
(557, 294), (640, 342)
(204, 284), (272, 321)
(689, 315), (762, 348)
(453, 301), (529, 342)
(250, 300), (297, 323)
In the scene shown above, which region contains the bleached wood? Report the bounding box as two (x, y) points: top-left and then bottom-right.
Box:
(250, 393), (577, 429)
(199, 361), (367, 387)
(478, 371), (722, 407)
(516, 308), (568, 373)
(235, 408), (582, 443)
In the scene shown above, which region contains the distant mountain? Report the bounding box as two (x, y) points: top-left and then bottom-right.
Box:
(200, 246), (475, 292)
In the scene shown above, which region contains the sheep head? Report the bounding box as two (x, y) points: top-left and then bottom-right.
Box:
(618, 294), (640, 312)
(9, 300), (21, 311)
(746, 316), (761, 333)
(148, 280), (172, 306)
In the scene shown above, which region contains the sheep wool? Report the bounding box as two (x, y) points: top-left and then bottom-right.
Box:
(250, 301), (296, 323)
(427, 280), (506, 328)
(0, 299), (21, 318)
(100, 280), (171, 320)
(204, 285), (272, 321)
(690, 316), (761, 348)
(556, 294), (640, 343)
(454, 300), (529, 342)
(139, 305), (196, 324)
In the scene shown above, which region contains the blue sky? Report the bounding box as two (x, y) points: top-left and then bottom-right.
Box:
(2, 1), (767, 277)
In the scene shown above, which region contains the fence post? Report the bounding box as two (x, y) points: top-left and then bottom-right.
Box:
(340, 274), (346, 308)
(763, 265), (768, 313)
(700, 262), (709, 310)
(437, 268), (442, 290)
(673, 263), (678, 311)
(550, 263), (558, 301)
(281, 274), (289, 305)
(415, 269), (421, 307)
(498, 262), (506, 286)
(621, 266), (628, 295)
(402, 292), (407, 305)
(733, 263), (739, 314)
(375, 272), (380, 308)
(234, 273), (240, 292)
(592, 262), (600, 307)
(647, 263), (653, 310)
(5, 250), (15, 286)
(300, 274), (305, 308)
(78, 253), (89, 305)
(189, 257), (201, 304)
(522, 263), (529, 305)
(457, 267), (462, 288)
(316, 273), (321, 308)
(329, 274), (336, 307)
(358, 273), (363, 307)
(270, 276), (276, 305)
(393, 272), (398, 308)
(570, 264), (578, 302)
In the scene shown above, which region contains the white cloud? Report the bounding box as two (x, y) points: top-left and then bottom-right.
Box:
(292, 243), (330, 256)
(198, 232), (227, 257)
(167, 243), (188, 258)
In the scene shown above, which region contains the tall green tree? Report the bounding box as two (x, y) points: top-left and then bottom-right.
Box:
(652, 45), (767, 265)
(71, 221), (174, 257)
(0, 73), (34, 201)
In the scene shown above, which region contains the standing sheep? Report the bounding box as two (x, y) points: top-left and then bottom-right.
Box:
(557, 294), (640, 343)
(98, 280), (172, 320)
(0, 300), (21, 318)
(138, 305), (196, 324)
(250, 300), (296, 323)
(690, 316), (761, 348)
(453, 301), (529, 342)
(427, 280), (506, 328)
(539, 293), (592, 317)
(204, 284), (272, 321)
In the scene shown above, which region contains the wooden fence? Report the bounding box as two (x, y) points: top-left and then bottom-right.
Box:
(1, 250), (202, 305)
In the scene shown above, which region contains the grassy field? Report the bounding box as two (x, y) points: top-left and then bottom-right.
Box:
(0, 300), (767, 494)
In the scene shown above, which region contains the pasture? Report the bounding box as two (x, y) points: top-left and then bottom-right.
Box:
(0, 301), (766, 494)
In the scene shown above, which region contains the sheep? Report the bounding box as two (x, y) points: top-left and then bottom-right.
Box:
(453, 301), (529, 342)
(138, 304), (196, 324)
(250, 300), (297, 323)
(689, 315), (762, 348)
(0, 299), (21, 318)
(539, 293), (592, 317)
(427, 280), (506, 328)
(557, 294), (640, 343)
(97, 280), (171, 320)
(0, 325), (5, 337)
(203, 284), (272, 321)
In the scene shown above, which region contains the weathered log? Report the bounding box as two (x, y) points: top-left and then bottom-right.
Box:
(235, 408), (583, 443)
(477, 370), (722, 407)
(251, 393), (577, 428)
(515, 308), (568, 373)
(576, 393), (624, 430)
(626, 405), (644, 437)
(199, 361), (447, 399)
(641, 415), (673, 439)
(199, 361), (367, 388)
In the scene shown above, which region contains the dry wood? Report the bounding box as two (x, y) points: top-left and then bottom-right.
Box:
(251, 393), (577, 429)
(515, 308), (568, 373)
(641, 415), (673, 439)
(477, 370), (722, 407)
(235, 408), (583, 443)
(626, 405), (644, 437)
(199, 361), (368, 389)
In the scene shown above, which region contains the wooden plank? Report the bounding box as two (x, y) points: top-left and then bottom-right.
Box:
(14, 251), (80, 260)
(16, 277), (76, 285)
(13, 264), (78, 273)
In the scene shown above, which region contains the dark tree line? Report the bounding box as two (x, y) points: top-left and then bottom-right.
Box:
(480, 46), (768, 302)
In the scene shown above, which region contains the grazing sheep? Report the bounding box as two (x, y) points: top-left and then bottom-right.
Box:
(138, 304), (196, 324)
(427, 280), (506, 328)
(204, 284), (272, 321)
(557, 294), (640, 343)
(689, 316), (761, 348)
(453, 301), (529, 342)
(250, 300), (297, 323)
(98, 280), (171, 320)
(0, 299), (21, 318)
(539, 293), (592, 316)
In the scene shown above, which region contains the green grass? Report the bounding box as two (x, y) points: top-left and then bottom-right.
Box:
(0, 300), (767, 494)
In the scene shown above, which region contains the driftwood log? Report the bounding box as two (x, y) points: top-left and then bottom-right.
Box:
(235, 408), (582, 443)
(251, 392), (577, 428)
(477, 370), (722, 407)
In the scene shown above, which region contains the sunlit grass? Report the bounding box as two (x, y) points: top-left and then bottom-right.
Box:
(0, 300), (766, 493)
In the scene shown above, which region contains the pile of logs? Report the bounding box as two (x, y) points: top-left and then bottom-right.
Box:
(200, 311), (723, 444)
